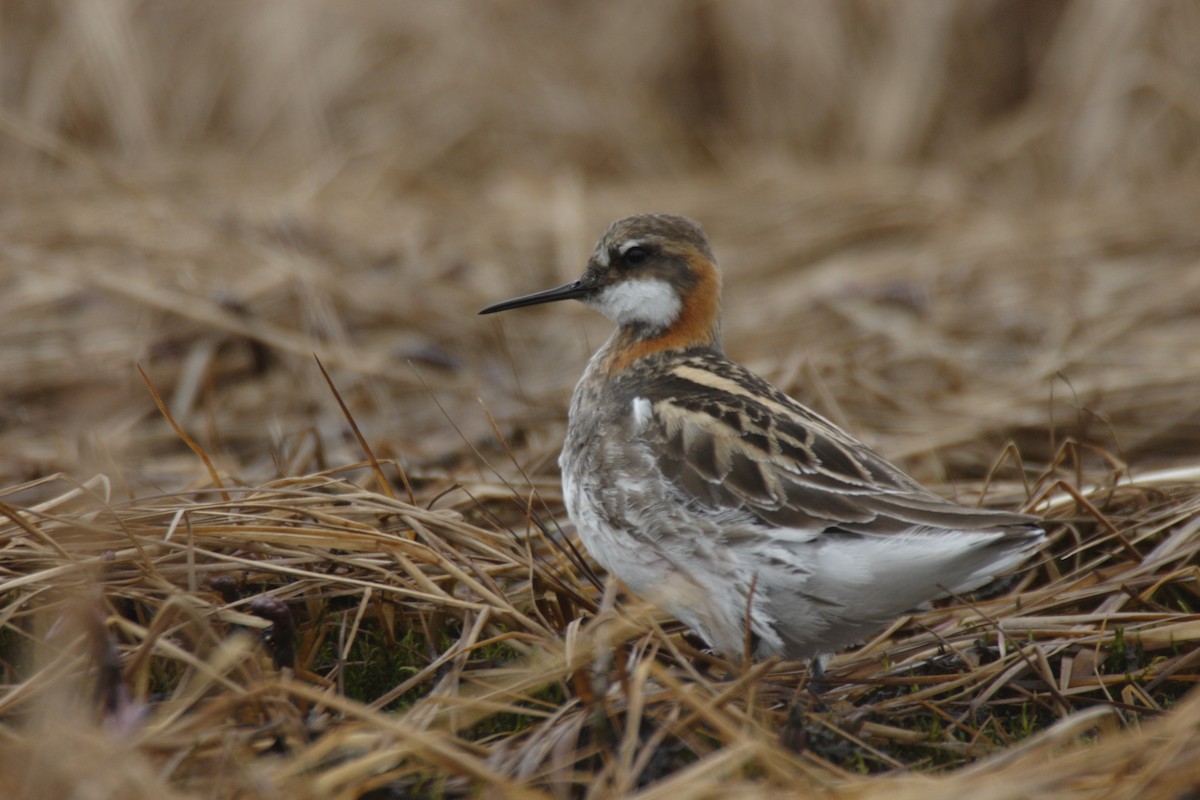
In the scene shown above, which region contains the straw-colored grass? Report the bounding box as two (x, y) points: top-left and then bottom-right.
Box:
(2, 2), (1200, 798)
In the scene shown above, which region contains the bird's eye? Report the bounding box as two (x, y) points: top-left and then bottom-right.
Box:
(624, 246), (648, 266)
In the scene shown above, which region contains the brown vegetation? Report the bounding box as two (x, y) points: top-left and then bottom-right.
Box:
(2, 2), (1199, 797)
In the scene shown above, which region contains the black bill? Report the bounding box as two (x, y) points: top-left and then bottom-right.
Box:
(478, 280), (589, 314)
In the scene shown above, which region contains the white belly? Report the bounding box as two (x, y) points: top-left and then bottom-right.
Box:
(560, 458), (775, 659)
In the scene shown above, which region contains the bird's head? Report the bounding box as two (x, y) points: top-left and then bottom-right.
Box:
(480, 214), (723, 362)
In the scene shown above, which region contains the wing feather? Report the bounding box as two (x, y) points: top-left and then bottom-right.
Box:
(638, 357), (1038, 536)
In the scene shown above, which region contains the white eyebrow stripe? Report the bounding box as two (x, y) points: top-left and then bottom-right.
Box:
(618, 239), (645, 256)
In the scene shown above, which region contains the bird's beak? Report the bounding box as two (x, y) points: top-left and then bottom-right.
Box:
(478, 280), (589, 315)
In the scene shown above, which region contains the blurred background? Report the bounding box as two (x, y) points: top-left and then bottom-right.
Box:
(2, 0), (1199, 497)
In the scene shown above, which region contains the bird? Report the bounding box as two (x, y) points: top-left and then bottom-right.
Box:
(480, 214), (1044, 664)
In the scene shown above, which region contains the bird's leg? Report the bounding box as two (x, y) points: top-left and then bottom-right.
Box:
(780, 656), (830, 753)
(806, 654), (830, 698)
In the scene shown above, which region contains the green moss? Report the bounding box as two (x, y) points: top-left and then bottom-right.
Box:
(317, 626), (429, 710)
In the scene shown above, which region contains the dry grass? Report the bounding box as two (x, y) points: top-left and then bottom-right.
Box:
(2, 1), (1200, 798)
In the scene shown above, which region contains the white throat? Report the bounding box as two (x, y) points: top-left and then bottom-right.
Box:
(589, 279), (682, 331)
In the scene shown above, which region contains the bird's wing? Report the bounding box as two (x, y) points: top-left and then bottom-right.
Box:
(635, 358), (1038, 535)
